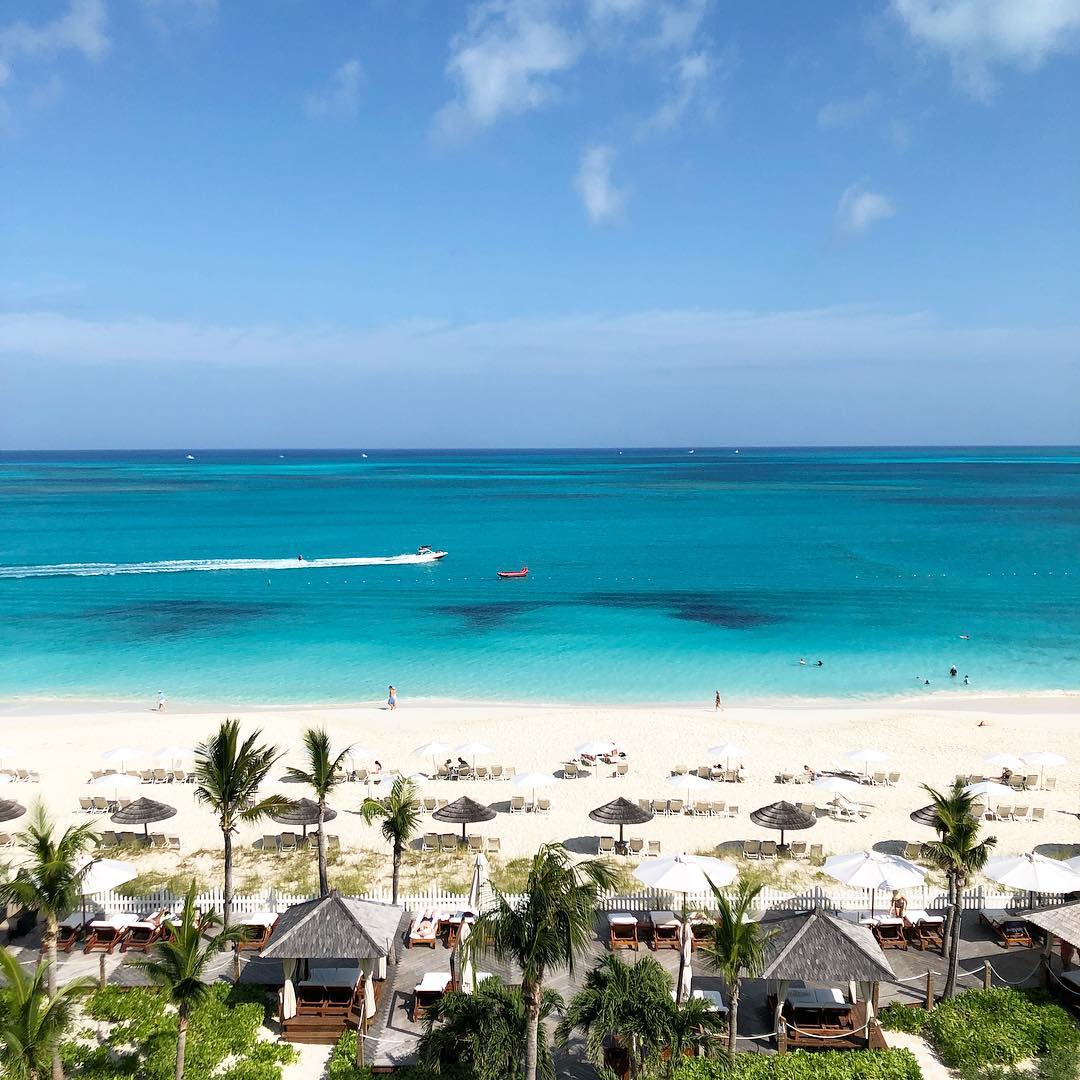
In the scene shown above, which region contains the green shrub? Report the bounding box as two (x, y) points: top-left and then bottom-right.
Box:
(927, 989), (1080, 1070)
(326, 1033), (467, 1080)
(673, 1047), (924, 1079)
(878, 1002), (930, 1034)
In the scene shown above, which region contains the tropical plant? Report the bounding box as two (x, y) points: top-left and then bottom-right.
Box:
(417, 975), (561, 1080)
(672, 1047), (924, 1079)
(0, 804), (98, 997)
(921, 780), (997, 997)
(361, 776), (422, 905)
(193, 718), (287, 925)
(701, 877), (775, 1054)
(555, 953), (727, 1078)
(0, 948), (93, 1080)
(132, 879), (248, 1080)
(464, 843), (617, 1080)
(284, 727), (353, 896)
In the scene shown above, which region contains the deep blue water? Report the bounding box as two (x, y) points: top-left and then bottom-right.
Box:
(1, 448), (1078, 704)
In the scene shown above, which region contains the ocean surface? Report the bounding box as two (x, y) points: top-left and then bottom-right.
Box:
(1, 448), (1078, 705)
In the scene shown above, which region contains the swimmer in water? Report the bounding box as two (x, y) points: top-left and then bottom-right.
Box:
(297, 555), (304, 562)
(799, 658), (807, 666)
(816, 659), (824, 667)
(950, 665), (958, 678)
(964, 674), (970, 685)
(960, 634), (970, 640)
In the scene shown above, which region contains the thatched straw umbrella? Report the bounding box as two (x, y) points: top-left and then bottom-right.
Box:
(589, 796), (653, 847)
(432, 795), (496, 840)
(271, 798), (338, 839)
(0, 799), (26, 824)
(749, 801), (816, 849)
(110, 796), (177, 839)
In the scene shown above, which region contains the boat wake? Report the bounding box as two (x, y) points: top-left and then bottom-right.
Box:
(0, 551), (448, 580)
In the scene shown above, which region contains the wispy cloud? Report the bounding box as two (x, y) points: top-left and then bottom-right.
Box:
(305, 59), (363, 120)
(817, 90), (880, 129)
(574, 145), (627, 225)
(835, 184), (896, 235)
(137, 0), (218, 31)
(643, 49), (717, 131)
(893, 0), (1080, 99)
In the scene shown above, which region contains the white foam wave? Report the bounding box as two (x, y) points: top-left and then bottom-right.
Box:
(0, 552), (447, 580)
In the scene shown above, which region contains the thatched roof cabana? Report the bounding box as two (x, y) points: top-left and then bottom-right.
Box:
(432, 795), (496, 838)
(759, 907), (895, 983)
(271, 798), (337, 836)
(750, 801), (816, 847)
(1024, 901), (1080, 949)
(261, 891), (404, 961)
(589, 797), (653, 842)
(110, 797), (176, 837)
(0, 799), (26, 824)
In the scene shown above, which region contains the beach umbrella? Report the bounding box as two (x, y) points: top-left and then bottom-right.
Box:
(983, 752), (1025, 773)
(823, 850), (925, 916)
(576, 739), (616, 757)
(467, 853), (493, 914)
(963, 780), (1004, 799)
(812, 776), (861, 797)
(665, 772), (713, 807)
(270, 798), (338, 838)
(110, 797), (176, 839)
(102, 747), (145, 772)
(0, 799), (26, 824)
(453, 917), (476, 994)
(984, 852), (1080, 897)
(910, 804), (943, 831)
(677, 917), (694, 1006)
(749, 801), (816, 849)
(589, 796), (653, 845)
(414, 741), (452, 774)
(433, 795), (496, 840)
(154, 746), (192, 768)
(845, 749), (888, 777)
(75, 857), (138, 928)
(89, 772), (141, 803)
(707, 743), (748, 771)
(455, 742), (495, 770)
(510, 770), (558, 809)
(1022, 751), (1067, 790)
(633, 854), (736, 897)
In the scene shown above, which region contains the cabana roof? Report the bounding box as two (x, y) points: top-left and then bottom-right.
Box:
(589, 796), (653, 826)
(110, 797), (177, 826)
(750, 801), (816, 832)
(271, 798), (338, 827)
(260, 891), (404, 960)
(1024, 901), (1080, 950)
(432, 795), (496, 825)
(759, 907), (895, 983)
(0, 799), (26, 824)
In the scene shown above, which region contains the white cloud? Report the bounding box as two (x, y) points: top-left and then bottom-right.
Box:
(305, 59), (363, 120)
(817, 90), (880, 129)
(574, 144), (626, 225)
(643, 50), (714, 131)
(893, 0), (1080, 99)
(0, 0), (108, 66)
(433, 0), (581, 141)
(654, 0), (710, 51)
(835, 184), (896, 235)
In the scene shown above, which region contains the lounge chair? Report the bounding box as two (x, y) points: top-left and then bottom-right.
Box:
(153, 769), (169, 784)
(651, 799), (667, 815)
(971, 801), (987, 820)
(726, 804), (739, 818)
(667, 798), (684, 816)
(872, 918), (907, 951)
(887, 771), (900, 786)
(608, 912), (639, 951)
(1023, 773), (1039, 790)
(614, 762), (628, 778)
(760, 840), (777, 861)
(0, 833), (12, 848)
(78, 797), (94, 813)
(980, 910), (1034, 949)
(1013, 805), (1030, 823)
(1009, 775), (1025, 792)
(904, 909), (944, 951)
(509, 796), (526, 814)
(993, 805), (1013, 821)
(139, 769), (154, 783)
(57, 914), (87, 952)
(790, 841), (807, 859)
(598, 836), (615, 855)
(725, 769), (741, 783)
(490, 765), (503, 780)
(710, 800), (725, 816)
(279, 832), (297, 853)
(486, 837), (500, 854)
(563, 763), (579, 779)
(798, 802), (816, 817)
(902, 842), (922, 860)
(423, 797), (437, 812)
(697, 766), (711, 780)
(646, 839), (661, 857)
(809, 843), (823, 861)
(671, 765), (687, 776)
(638, 799), (652, 814)
(411, 972), (452, 1022)
(475, 766), (488, 781)
(167, 836), (180, 851)
(92, 797), (109, 814)
(743, 839), (761, 859)
(693, 800), (710, 816)
(121, 910), (167, 952)
(467, 835), (483, 853)
(99, 831), (118, 849)
(83, 914), (138, 954)
(436, 799), (449, 810)
(871, 771), (887, 786)
(649, 911), (680, 950)
(150, 833), (168, 850)
(1031, 807), (1045, 823)
(261, 834), (278, 852)
(1044, 777), (1057, 792)
(535, 798), (551, 814)
(421, 833), (437, 852)
(504, 766), (516, 779)
(628, 837), (644, 855)
(439, 834), (457, 852)
(408, 912), (439, 949)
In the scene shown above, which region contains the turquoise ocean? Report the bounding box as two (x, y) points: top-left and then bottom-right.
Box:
(1, 448), (1078, 705)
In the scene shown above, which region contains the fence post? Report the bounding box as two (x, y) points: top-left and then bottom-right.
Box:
(982, 960), (992, 989)
(925, 970), (934, 1010)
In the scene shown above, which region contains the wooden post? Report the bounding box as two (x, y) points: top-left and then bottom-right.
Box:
(924, 969), (934, 1011)
(982, 960), (992, 990)
(98, 953), (106, 990)
(1041, 934), (1054, 991)
(233, 944), (241, 981)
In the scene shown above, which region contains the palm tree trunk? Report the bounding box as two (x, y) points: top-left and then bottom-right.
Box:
(222, 828), (234, 928)
(176, 1004), (189, 1080)
(317, 801), (328, 896)
(523, 979), (540, 1080)
(391, 841), (402, 906)
(44, 915), (58, 997)
(943, 872), (961, 998)
(727, 982), (739, 1055)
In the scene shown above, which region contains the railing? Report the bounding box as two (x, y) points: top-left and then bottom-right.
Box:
(86, 882), (1064, 917)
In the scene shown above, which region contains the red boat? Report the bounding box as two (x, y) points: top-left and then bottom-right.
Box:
(497, 567), (529, 578)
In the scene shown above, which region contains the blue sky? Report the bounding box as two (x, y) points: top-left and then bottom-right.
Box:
(1, 0), (1078, 448)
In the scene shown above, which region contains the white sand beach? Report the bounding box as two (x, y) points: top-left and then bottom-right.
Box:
(0, 692), (1076, 893)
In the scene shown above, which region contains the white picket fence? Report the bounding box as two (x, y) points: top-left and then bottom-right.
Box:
(87, 882), (1064, 917)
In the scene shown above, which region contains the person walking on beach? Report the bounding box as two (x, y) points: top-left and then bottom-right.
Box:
(714, 690), (723, 711)
(157, 690), (166, 712)
(387, 685), (397, 710)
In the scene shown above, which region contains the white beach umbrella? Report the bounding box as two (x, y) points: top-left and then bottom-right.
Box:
(453, 918), (476, 994)
(89, 772), (140, 789)
(963, 781), (1005, 798)
(78, 857), (138, 897)
(467, 853), (493, 914)
(1064, 856), (1080, 874)
(154, 745), (191, 761)
(984, 852), (1080, 896)
(824, 850), (925, 915)
(707, 743), (748, 771)
(845, 749), (888, 778)
(633, 853), (736, 896)
(576, 739), (616, 757)
(665, 772), (713, 806)
(414, 740), (452, 774)
(983, 752), (1025, 772)
(510, 770), (558, 808)
(102, 746), (145, 771)
(1022, 751), (1067, 789)
(0, 773), (13, 785)
(456, 742), (495, 769)
(677, 918), (694, 1005)
(812, 776), (862, 797)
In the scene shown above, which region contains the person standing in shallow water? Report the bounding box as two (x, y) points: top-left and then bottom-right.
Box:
(715, 690), (723, 711)
(387, 685), (397, 710)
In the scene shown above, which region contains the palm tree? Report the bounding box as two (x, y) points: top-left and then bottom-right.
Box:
(417, 976), (561, 1080)
(556, 953), (726, 1078)
(465, 843), (617, 1080)
(284, 728), (353, 896)
(132, 880), (246, 1080)
(0, 948), (94, 1080)
(193, 718), (287, 926)
(922, 780), (997, 998)
(361, 776), (421, 905)
(701, 877), (775, 1054)
(0, 804), (98, 996)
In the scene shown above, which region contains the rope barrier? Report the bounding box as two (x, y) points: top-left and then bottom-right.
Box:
(985, 959), (1043, 986)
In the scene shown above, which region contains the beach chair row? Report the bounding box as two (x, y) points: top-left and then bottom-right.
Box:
(563, 761), (629, 779)
(957, 773), (1056, 792)
(259, 832), (340, 853)
(596, 836), (661, 857)
(87, 768), (193, 784)
(99, 830), (180, 850)
(0, 768), (39, 782)
(744, 839), (821, 860)
(420, 833), (501, 854)
(639, 798), (738, 817)
(671, 766), (744, 783)
(974, 803), (1046, 823)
